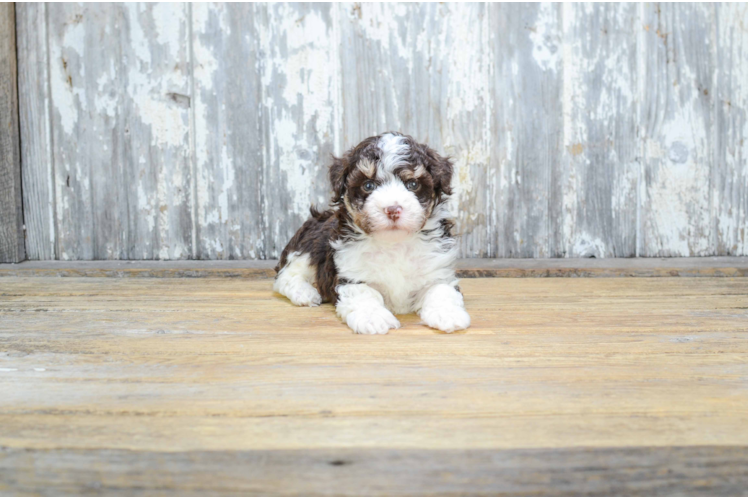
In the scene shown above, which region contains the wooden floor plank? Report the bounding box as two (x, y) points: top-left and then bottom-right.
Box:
(2, 447), (747, 496)
(1, 277), (747, 494)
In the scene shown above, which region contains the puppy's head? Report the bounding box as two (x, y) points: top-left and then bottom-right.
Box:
(330, 132), (453, 241)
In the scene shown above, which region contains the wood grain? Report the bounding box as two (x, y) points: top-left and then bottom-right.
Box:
(489, 4), (562, 258)
(16, 3), (55, 260)
(0, 276), (747, 494)
(713, 3), (748, 256)
(191, 4), (263, 260)
(0, 2), (24, 263)
(638, 4), (715, 257)
(260, 3), (338, 259)
(14, 2), (748, 260)
(2, 447), (747, 496)
(45, 3), (193, 260)
(558, 3), (639, 258)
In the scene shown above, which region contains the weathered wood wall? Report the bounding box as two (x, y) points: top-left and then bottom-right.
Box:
(0, 3), (25, 263)
(15, 3), (748, 260)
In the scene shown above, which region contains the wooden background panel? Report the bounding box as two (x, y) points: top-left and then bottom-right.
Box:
(119, 3), (194, 260)
(260, 3), (338, 258)
(16, 3), (55, 261)
(638, 4), (715, 257)
(713, 3), (748, 256)
(191, 3), (264, 259)
(46, 3), (115, 260)
(557, 3), (639, 258)
(14, 2), (748, 260)
(489, 3), (562, 258)
(0, 2), (24, 263)
(44, 3), (193, 260)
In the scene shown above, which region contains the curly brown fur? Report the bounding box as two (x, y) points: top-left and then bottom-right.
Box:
(276, 132), (454, 304)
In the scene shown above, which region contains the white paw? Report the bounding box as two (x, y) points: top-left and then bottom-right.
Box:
(346, 308), (400, 335)
(287, 286), (322, 307)
(420, 306), (471, 333)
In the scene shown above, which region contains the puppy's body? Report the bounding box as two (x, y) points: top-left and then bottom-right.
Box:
(274, 132), (470, 334)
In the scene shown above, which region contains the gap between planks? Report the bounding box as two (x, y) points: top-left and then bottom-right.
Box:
(0, 257), (747, 278)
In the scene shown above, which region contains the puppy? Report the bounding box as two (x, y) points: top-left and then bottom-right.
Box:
(273, 132), (470, 335)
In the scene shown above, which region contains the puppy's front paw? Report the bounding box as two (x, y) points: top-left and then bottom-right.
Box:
(287, 286), (322, 307)
(420, 306), (471, 333)
(346, 308), (400, 335)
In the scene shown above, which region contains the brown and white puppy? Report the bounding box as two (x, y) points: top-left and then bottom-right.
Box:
(273, 132), (470, 334)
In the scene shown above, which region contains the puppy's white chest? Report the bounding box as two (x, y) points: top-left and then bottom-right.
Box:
(334, 237), (453, 314)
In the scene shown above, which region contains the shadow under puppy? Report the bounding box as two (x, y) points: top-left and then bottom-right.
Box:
(274, 132), (470, 335)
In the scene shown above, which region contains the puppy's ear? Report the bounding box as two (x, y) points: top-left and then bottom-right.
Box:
(329, 155), (348, 204)
(429, 153), (453, 202)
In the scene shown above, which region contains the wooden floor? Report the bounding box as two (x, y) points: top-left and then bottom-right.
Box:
(1, 275), (747, 495)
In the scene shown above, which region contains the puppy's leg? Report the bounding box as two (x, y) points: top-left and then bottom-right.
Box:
(419, 283), (471, 333)
(336, 283), (400, 335)
(273, 252), (322, 307)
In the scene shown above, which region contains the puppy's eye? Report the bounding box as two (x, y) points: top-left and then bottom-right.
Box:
(362, 180), (376, 193)
(406, 179), (419, 191)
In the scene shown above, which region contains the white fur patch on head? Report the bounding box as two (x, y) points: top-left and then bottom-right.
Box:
(363, 180), (425, 236)
(376, 133), (409, 181)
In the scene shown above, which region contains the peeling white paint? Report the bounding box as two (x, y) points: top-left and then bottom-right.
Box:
(21, 2), (748, 260)
(94, 71), (117, 117)
(137, 183), (156, 233)
(646, 55), (712, 256)
(530, 3), (560, 72)
(573, 233), (607, 258)
(443, 5), (486, 120)
(125, 4), (189, 148)
(152, 3), (179, 47)
(448, 145), (489, 219)
(50, 19), (86, 135)
(263, 5), (336, 218)
(714, 3), (748, 256)
(192, 1), (227, 250)
(191, 4), (220, 94)
(561, 3), (583, 255)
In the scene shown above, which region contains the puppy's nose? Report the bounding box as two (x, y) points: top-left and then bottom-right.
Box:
(384, 205), (403, 221)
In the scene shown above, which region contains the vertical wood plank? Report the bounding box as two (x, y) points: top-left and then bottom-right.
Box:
(557, 4), (639, 258)
(337, 3), (404, 144)
(47, 3), (193, 260)
(46, 3), (93, 260)
(193, 3), (340, 260)
(488, 3), (563, 258)
(713, 4), (748, 256)
(0, 2), (25, 263)
(260, 3), (338, 258)
(16, 3), (56, 260)
(338, 3), (490, 257)
(638, 3), (715, 257)
(120, 3), (193, 260)
(191, 4), (264, 259)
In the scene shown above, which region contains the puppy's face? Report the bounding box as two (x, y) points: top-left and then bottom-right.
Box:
(330, 133), (453, 240)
